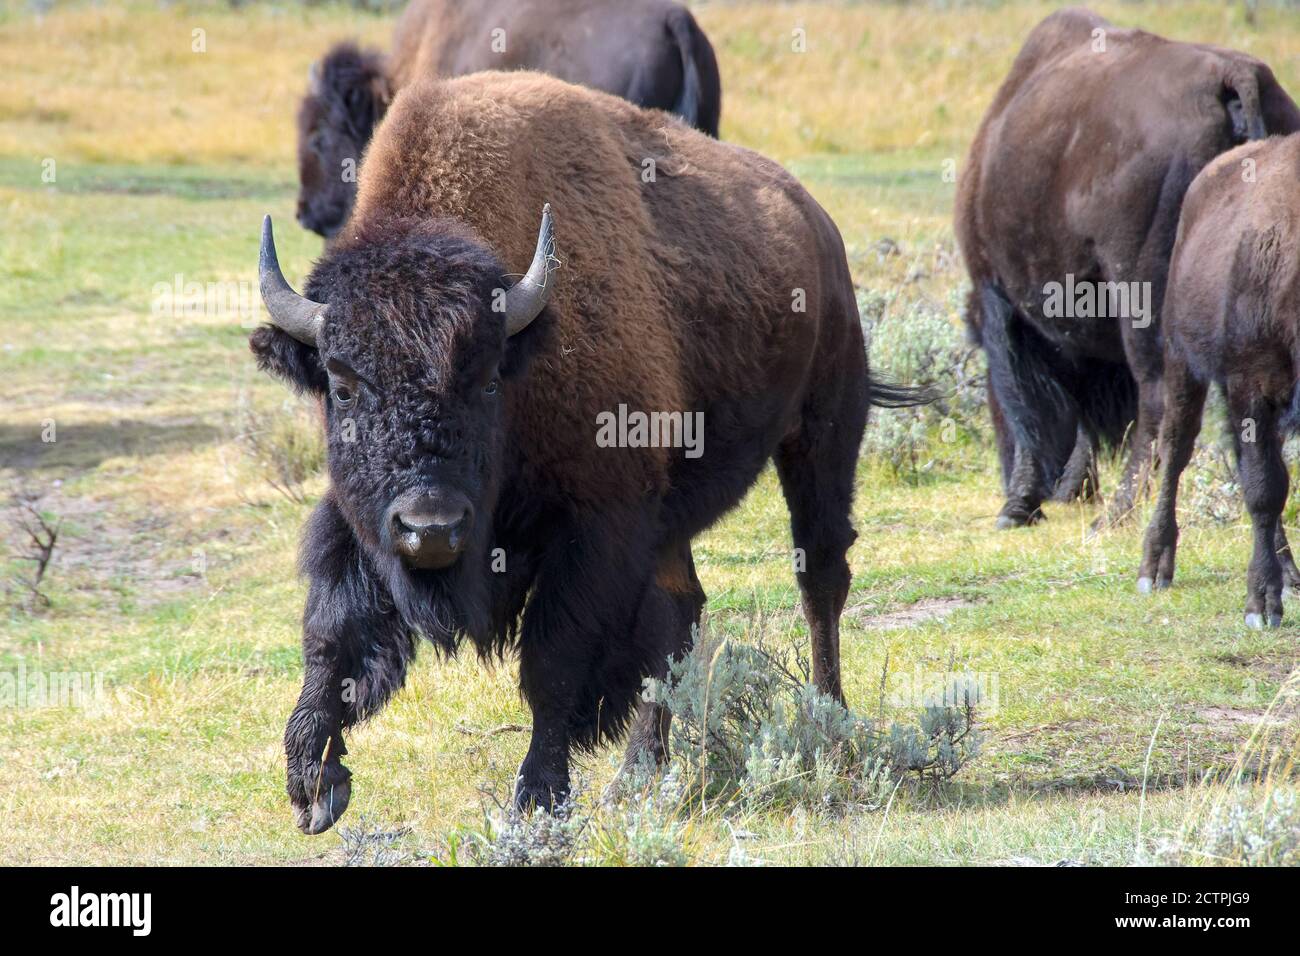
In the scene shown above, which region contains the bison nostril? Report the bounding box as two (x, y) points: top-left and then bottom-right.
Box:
(392, 504), (472, 549)
(395, 511), (443, 534)
(386, 493), (474, 568)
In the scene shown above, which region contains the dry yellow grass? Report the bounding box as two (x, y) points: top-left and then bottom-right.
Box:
(5, 2), (1297, 167)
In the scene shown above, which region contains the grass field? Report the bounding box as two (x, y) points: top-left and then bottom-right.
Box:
(2, 0), (1298, 865)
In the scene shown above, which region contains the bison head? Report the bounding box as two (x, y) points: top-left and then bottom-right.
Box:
(250, 210), (556, 643)
(295, 44), (391, 239)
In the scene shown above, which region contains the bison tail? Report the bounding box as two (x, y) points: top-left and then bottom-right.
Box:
(1224, 65), (1268, 142)
(868, 378), (937, 409)
(979, 282), (1078, 489)
(666, 8), (719, 137)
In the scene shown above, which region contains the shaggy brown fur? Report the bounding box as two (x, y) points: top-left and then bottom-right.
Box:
(352, 71), (817, 505)
(956, 7), (1300, 530)
(1138, 133), (1300, 626)
(260, 71), (904, 830)
(295, 0), (721, 237)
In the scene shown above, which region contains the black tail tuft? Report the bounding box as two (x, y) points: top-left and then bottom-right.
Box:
(666, 9), (702, 132)
(869, 378), (938, 409)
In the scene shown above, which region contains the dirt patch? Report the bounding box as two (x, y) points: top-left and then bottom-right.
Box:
(3, 485), (204, 612)
(853, 596), (973, 630)
(1192, 706), (1294, 731)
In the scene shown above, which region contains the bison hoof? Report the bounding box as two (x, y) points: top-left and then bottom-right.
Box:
(513, 774), (569, 815)
(1136, 576), (1170, 595)
(292, 762), (352, 835)
(995, 509), (1043, 530)
(1244, 612), (1282, 630)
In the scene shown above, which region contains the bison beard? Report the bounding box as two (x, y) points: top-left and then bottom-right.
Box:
(257, 70), (923, 832)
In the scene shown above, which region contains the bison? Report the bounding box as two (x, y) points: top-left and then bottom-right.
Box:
(1138, 133), (1300, 627)
(955, 7), (1300, 530)
(255, 71), (911, 832)
(295, 0), (722, 238)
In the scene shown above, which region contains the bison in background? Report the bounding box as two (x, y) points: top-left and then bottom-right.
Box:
(295, 0), (722, 237)
(1138, 133), (1300, 627)
(955, 6), (1300, 530)
(255, 71), (914, 832)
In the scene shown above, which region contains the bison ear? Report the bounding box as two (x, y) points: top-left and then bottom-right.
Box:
(332, 46), (390, 140)
(368, 66), (393, 113)
(250, 325), (328, 396)
(344, 69), (391, 139)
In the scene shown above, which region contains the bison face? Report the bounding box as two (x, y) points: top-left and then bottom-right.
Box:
(295, 45), (391, 239)
(251, 211), (556, 593)
(316, 314), (502, 574)
(295, 100), (360, 239)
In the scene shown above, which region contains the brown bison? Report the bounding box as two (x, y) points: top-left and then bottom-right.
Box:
(1138, 133), (1300, 627)
(296, 0), (722, 237)
(255, 71), (913, 831)
(955, 7), (1300, 530)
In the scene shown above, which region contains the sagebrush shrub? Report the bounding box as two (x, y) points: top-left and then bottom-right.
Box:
(1158, 786), (1300, 866)
(462, 634), (982, 865)
(231, 393), (325, 504)
(476, 801), (586, 868)
(645, 635), (981, 811)
(469, 770), (691, 867)
(858, 283), (989, 477)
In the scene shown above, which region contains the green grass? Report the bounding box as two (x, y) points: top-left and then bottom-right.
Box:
(2, 0), (1298, 865)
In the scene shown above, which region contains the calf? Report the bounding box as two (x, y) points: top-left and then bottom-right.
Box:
(1138, 132), (1300, 626)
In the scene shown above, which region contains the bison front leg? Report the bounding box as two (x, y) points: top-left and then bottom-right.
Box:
(1052, 425), (1099, 503)
(514, 515), (658, 812)
(285, 502), (416, 834)
(1137, 354), (1207, 592)
(284, 637), (352, 835)
(619, 540), (706, 776)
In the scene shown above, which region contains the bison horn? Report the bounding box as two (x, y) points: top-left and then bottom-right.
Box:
(504, 204), (557, 336)
(259, 215), (326, 347)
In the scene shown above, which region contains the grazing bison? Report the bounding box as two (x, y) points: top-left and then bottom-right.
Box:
(955, 7), (1300, 529)
(1138, 133), (1300, 627)
(295, 0), (722, 238)
(256, 71), (912, 832)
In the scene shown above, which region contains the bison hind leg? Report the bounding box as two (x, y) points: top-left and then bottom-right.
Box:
(1051, 425), (1100, 503)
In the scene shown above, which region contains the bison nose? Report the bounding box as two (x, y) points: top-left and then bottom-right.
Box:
(387, 492), (474, 570)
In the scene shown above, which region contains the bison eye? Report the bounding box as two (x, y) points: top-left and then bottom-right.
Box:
(484, 379), (499, 396)
(333, 385), (355, 408)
